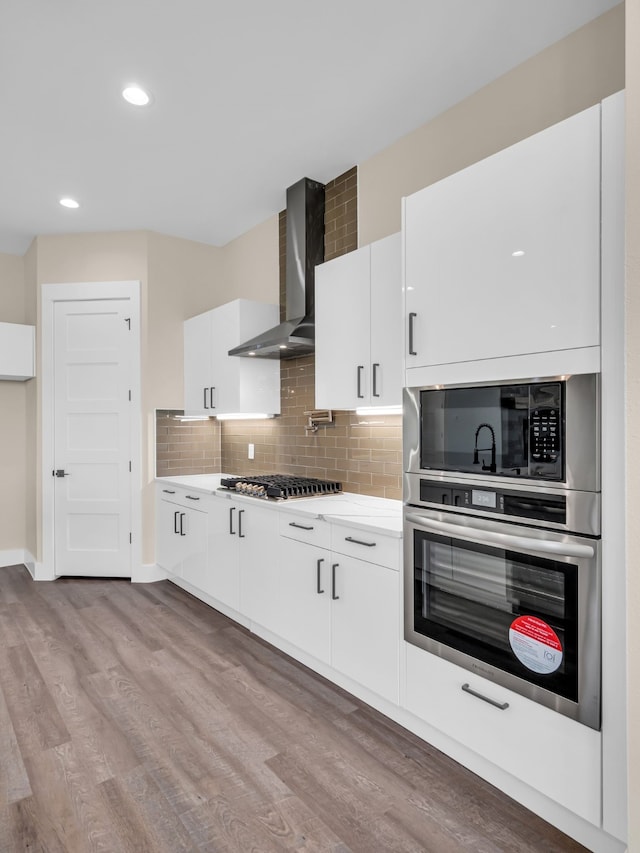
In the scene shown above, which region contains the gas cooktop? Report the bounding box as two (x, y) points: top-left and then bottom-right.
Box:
(219, 475), (343, 500)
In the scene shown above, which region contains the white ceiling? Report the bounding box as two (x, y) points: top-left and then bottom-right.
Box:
(0, 0), (621, 256)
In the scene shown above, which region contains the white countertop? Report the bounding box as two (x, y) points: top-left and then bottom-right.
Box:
(156, 474), (402, 536)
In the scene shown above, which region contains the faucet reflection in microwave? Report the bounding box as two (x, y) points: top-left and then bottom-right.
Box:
(473, 423), (497, 473)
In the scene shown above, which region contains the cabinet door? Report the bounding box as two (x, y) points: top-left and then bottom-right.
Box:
(180, 507), (208, 589)
(330, 554), (399, 703)
(209, 303), (240, 415)
(278, 537), (331, 663)
(370, 233), (402, 407)
(184, 312), (214, 415)
(315, 247), (371, 409)
(405, 105), (601, 369)
(0, 322), (35, 380)
(239, 503), (281, 630)
(206, 499), (240, 609)
(156, 498), (184, 575)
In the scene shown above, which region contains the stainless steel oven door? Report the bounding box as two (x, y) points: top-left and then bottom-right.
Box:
(404, 507), (601, 730)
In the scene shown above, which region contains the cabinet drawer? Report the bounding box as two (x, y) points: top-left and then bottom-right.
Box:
(157, 485), (208, 511)
(404, 644), (601, 825)
(330, 525), (400, 570)
(279, 511), (331, 549)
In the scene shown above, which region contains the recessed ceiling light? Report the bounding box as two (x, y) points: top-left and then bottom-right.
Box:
(122, 85), (151, 106)
(512, 250), (525, 257)
(59, 197), (79, 209)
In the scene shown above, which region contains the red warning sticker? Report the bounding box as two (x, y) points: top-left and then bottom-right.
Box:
(509, 615), (563, 675)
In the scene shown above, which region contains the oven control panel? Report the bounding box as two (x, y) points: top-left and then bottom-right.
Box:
(419, 479), (566, 526)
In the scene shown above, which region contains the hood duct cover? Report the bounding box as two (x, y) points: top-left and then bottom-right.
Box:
(228, 177), (325, 359)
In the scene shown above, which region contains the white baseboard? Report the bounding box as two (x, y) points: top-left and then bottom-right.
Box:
(0, 549), (26, 568)
(132, 563), (168, 583)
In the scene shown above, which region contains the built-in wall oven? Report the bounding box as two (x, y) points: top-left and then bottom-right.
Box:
(403, 374), (601, 730)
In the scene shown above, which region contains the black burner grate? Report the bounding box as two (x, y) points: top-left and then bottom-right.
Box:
(220, 475), (342, 500)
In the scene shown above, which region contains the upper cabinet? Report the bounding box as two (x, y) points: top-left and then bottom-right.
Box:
(404, 104), (602, 384)
(315, 232), (402, 410)
(0, 321), (35, 381)
(184, 299), (281, 417)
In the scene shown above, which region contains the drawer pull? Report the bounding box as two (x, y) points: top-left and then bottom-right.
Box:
(185, 495), (200, 501)
(289, 522), (314, 531)
(162, 489), (176, 494)
(461, 683), (509, 711)
(345, 536), (376, 547)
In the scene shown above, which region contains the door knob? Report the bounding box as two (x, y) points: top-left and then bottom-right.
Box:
(54, 469), (71, 477)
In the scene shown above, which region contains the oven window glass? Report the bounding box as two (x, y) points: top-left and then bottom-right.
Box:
(419, 382), (563, 480)
(413, 530), (578, 701)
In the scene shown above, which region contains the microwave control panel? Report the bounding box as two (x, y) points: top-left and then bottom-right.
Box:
(419, 479), (567, 526)
(528, 383), (562, 478)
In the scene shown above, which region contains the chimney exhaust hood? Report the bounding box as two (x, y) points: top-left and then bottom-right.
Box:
(228, 177), (325, 359)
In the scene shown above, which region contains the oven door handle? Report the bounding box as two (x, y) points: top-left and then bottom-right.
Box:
(405, 513), (595, 559)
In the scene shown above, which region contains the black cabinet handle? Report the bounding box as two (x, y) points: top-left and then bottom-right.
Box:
(174, 511), (180, 534)
(289, 522), (314, 531)
(179, 513), (186, 536)
(210, 387), (216, 410)
(203, 387), (209, 409)
(345, 535), (376, 547)
(163, 489), (176, 494)
(229, 506), (236, 535)
(185, 495), (200, 501)
(461, 683), (509, 711)
(409, 312), (417, 356)
(357, 365), (364, 399)
(331, 563), (339, 600)
(317, 558), (325, 594)
(238, 509), (245, 538)
(372, 363), (380, 397)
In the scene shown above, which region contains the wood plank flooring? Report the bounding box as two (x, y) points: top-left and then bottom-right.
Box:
(0, 565), (588, 852)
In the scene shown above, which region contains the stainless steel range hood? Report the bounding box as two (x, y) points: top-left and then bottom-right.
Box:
(228, 177), (325, 359)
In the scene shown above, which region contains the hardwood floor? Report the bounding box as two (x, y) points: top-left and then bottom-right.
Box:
(0, 565), (587, 852)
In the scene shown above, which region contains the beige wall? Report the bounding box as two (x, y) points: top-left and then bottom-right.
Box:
(0, 252), (27, 553)
(626, 0), (639, 848)
(358, 4), (625, 245)
(219, 214), (279, 306)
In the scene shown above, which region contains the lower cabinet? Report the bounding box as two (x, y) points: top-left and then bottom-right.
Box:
(156, 487), (207, 581)
(404, 643), (602, 825)
(203, 495), (280, 628)
(237, 501), (281, 631)
(278, 536), (331, 662)
(278, 520), (401, 704)
(330, 553), (399, 704)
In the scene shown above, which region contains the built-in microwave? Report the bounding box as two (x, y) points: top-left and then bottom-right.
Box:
(403, 373), (599, 494)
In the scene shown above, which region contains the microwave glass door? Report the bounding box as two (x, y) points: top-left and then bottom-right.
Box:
(419, 382), (563, 480)
(412, 528), (578, 701)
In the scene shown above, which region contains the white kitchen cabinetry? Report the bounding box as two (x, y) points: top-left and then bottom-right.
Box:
(329, 524), (400, 704)
(156, 486), (207, 583)
(206, 496), (240, 609)
(404, 105), (601, 383)
(184, 299), (280, 417)
(404, 643), (602, 825)
(204, 497), (280, 625)
(278, 514), (332, 662)
(0, 321), (35, 380)
(315, 232), (402, 409)
(278, 516), (401, 704)
(237, 500), (281, 631)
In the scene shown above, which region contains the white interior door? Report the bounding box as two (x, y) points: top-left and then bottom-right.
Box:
(53, 299), (133, 577)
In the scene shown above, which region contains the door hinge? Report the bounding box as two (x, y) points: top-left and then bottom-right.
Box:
(129, 460), (132, 472)
(129, 532), (132, 544)
(124, 318), (131, 330)
(128, 390), (131, 401)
